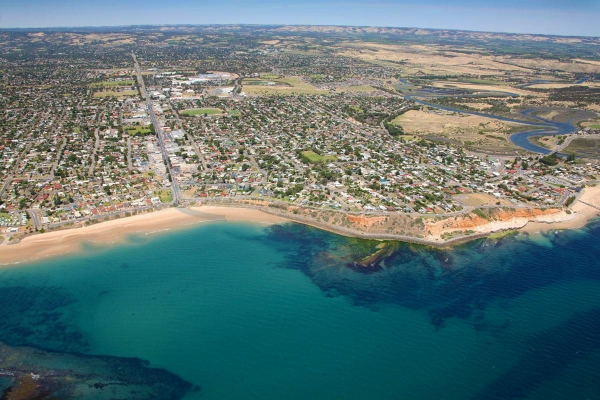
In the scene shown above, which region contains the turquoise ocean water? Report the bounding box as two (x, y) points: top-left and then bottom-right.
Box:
(1, 219), (600, 399)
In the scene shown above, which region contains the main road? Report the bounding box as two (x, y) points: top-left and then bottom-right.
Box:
(132, 53), (182, 205)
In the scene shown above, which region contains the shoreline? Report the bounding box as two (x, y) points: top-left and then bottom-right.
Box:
(1, 186), (598, 266)
(0, 207), (285, 266)
(518, 186), (600, 234)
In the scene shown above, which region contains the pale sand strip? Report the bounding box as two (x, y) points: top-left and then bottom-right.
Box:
(439, 186), (600, 239)
(194, 206), (286, 225)
(0, 207), (285, 266)
(520, 185), (600, 234)
(0, 186), (598, 266)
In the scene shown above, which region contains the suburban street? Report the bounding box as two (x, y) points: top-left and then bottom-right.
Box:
(132, 52), (182, 205)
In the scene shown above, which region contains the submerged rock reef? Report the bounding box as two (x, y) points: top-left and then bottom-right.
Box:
(0, 285), (197, 399)
(0, 341), (197, 400)
(265, 220), (600, 330)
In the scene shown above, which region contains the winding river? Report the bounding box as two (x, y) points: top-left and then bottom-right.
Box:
(399, 80), (584, 154)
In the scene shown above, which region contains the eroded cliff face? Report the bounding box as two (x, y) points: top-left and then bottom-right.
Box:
(425, 208), (566, 239)
(341, 208), (569, 240)
(208, 200), (573, 244)
(294, 204), (568, 240)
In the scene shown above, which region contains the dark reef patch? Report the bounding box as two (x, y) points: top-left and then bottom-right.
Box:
(0, 341), (196, 400)
(265, 220), (600, 329)
(0, 278), (200, 399)
(0, 286), (88, 353)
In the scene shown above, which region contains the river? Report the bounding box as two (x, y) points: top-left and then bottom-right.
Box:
(399, 81), (584, 154)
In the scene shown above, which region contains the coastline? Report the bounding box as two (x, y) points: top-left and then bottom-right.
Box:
(423, 185), (600, 241)
(1, 186), (598, 266)
(519, 185), (600, 234)
(0, 207), (285, 266)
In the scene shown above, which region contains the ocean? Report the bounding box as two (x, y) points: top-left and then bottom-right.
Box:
(0, 219), (599, 399)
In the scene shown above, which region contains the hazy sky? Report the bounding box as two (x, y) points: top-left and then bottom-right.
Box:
(0, 0), (598, 36)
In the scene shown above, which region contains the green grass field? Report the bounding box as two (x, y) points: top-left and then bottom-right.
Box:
(89, 80), (135, 87)
(93, 90), (137, 98)
(589, 124), (600, 129)
(181, 108), (223, 116)
(154, 189), (173, 203)
(459, 78), (502, 85)
(244, 79), (287, 86)
(301, 151), (337, 163)
(260, 73), (280, 79)
(361, 59), (405, 69)
(125, 126), (152, 136)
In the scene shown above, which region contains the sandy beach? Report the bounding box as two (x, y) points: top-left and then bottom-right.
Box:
(0, 206), (285, 266)
(1, 186), (598, 266)
(519, 185), (600, 234)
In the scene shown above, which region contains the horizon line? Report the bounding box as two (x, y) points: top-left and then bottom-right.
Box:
(0, 23), (598, 40)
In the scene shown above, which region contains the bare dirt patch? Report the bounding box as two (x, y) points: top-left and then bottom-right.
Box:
(336, 42), (533, 76)
(394, 109), (524, 152)
(497, 57), (600, 74)
(454, 193), (512, 207)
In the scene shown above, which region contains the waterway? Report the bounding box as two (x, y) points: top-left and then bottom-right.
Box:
(1, 220), (600, 399)
(398, 80), (588, 154)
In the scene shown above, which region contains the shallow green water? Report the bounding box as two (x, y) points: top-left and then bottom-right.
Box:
(1, 219), (599, 399)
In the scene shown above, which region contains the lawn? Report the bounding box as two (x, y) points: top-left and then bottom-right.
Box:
(244, 79), (287, 86)
(93, 90), (137, 98)
(181, 108), (223, 116)
(154, 189), (173, 203)
(125, 126), (152, 136)
(362, 59), (405, 69)
(459, 78), (502, 85)
(589, 124), (600, 129)
(301, 151), (337, 163)
(260, 73), (280, 79)
(89, 80), (135, 87)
